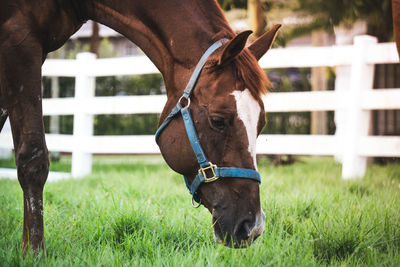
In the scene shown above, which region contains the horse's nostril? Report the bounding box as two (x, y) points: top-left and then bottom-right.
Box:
(243, 221), (251, 237)
(235, 220), (252, 240)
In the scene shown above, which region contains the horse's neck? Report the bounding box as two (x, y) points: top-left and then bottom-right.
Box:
(86, 0), (233, 96)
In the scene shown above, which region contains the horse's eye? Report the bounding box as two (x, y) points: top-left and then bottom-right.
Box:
(209, 116), (225, 131)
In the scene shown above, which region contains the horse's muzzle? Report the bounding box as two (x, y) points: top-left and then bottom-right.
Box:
(212, 210), (265, 248)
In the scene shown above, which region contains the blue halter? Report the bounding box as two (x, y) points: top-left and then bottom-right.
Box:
(155, 39), (261, 205)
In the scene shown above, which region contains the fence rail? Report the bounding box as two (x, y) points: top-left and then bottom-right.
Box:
(1, 35), (399, 179)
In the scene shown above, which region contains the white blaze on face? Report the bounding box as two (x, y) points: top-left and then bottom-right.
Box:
(231, 89), (261, 169)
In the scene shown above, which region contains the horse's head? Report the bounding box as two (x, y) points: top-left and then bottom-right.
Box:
(157, 25), (280, 248)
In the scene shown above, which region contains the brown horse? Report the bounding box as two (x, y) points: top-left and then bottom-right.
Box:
(0, 0), (279, 253)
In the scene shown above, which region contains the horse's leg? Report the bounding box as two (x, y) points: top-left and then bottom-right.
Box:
(1, 40), (48, 254)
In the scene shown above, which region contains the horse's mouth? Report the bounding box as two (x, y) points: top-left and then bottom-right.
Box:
(212, 211), (265, 248)
(213, 228), (263, 248)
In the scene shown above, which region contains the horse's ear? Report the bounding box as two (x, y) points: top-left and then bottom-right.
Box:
(218, 30), (252, 65)
(248, 24), (281, 61)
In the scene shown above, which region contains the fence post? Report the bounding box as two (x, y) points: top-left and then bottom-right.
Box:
(50, 77), (60, 161)
(334, 65), (351, 163)
(333, 23), (367, 164)
(71, 52), (96, 177)
(0, 118), (12, 158)
(341, 35), (376, 179)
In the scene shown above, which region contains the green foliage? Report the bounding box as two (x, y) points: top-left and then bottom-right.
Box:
(1, 156), (399, 266)
(50, 37), (118, 59)
(294, 0), (393, 27)
(217, 0), (279, 11)
(98, 38), (118, 58)
(95, 74), (164, 96)
(218, 0), (394, 44)
(218, 0), (247, 10)
(65, 42), (90, 60)
(281, 0), (393, 42)
(264, 111), (311, 134)
(94, 114), (160, 135)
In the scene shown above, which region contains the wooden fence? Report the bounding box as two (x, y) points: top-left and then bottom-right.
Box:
(0, 35), (399, 180)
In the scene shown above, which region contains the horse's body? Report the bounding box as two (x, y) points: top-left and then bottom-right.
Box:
(0, 0), (279, 253)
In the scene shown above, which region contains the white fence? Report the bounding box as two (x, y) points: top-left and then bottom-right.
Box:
(0, 35), (399, 180)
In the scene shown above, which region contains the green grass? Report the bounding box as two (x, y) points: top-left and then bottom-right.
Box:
(1, 156), (400, 266)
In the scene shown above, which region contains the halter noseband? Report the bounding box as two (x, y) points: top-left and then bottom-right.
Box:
(155, 39), (261, 206)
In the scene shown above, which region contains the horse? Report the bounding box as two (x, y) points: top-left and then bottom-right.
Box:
(0, 0), (280, 253)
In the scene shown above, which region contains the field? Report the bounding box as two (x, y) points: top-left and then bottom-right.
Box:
(1, 156), (400, 266)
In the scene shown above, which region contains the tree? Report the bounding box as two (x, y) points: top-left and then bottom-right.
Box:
(291, 0), (393, 42)
(218, 0), (394, 42)
(248, 0), (266, 37)
(90, 22), (100, 56)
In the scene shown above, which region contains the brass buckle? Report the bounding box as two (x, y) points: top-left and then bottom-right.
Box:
(199, 162), (219, 182)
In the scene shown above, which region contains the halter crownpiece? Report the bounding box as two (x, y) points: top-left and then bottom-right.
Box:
(155, 39), (261, 206)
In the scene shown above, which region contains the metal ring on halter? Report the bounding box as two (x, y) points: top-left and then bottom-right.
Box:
(177, 96), (191, 109)
(191, 196), (201, 208)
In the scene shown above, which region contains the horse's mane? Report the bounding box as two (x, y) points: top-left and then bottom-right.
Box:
(233, 48), (270, 98)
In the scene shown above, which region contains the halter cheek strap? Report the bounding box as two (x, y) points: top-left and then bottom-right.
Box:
(155, 39), (228, 138)
(155, 39), (261, 205)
